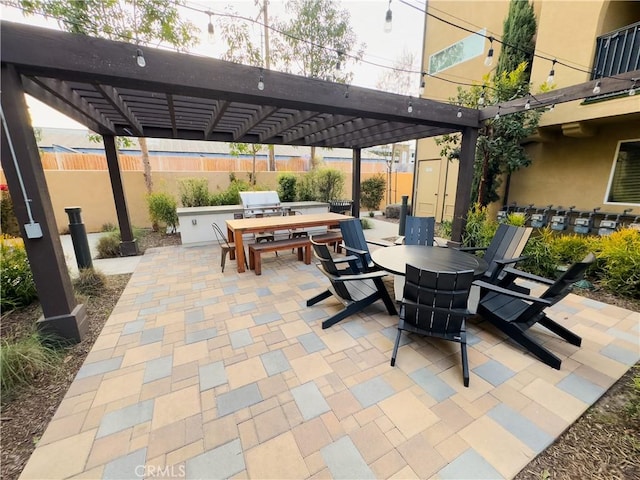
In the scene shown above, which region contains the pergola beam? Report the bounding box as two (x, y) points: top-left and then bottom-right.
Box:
(94, 84), (144, 136)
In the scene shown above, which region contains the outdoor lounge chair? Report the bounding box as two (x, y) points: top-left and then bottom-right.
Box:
(455, 223), (532, 285)
(401, 215), (436, 246)
(392, 265), (475, 387)
(475, 253), (596, 369)
(339, 218), (393, 272)
(306, 239), (397, 329)
(212, 222), (247, 272)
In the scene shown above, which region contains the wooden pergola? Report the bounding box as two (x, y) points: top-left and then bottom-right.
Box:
(1, 21), (483, 341)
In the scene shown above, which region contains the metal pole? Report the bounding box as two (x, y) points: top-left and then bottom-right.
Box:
(399, 195), (409, 236)
(65, 207), (93, 270)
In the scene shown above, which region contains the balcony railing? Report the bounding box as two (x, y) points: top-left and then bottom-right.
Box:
(592, 21), (640, 79)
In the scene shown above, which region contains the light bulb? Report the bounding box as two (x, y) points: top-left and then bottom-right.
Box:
(524, 99), (531, 110)
(548, 104), (555, 112)
(494, 107), (500, 120)
(592, 81), (601, 94)
(208, 23), (214, 43)
(456, 108), (462, 118)
(384, 1), (392, 33)
(419, 80), (425, 96)
(407, 101), (413, 113)
(136, 48), (146, 68)
(478, 92), (485, 106)
(484, 48), (494, 67)
(629, 85), (637, 96)
(547, 60), (556, 84)
(257, 76), (265, 91)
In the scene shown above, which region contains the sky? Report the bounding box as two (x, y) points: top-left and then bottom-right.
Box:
(1, 0), (426, 130)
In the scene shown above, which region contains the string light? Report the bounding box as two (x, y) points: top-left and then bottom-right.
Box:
(135, 48), (146, 67)
(206, 11), (214, 43)
(384, 0), (393, 33)
(592, 80), (601, 94)
(494, 106), (500, 120)
(524, 96), (531, 110)
(344, 85), (350, 98)
(407, 98), (413, 113)
(456, 107), (462, 118)
(419, 72), (426, 95)
(484, 37), (494, 67)
(478, 89), (485, 106)
(629, 79), (637, 96)
(547, 59), (556, 84)
(548, 103), (555, 112)
(257, 68), (265, 91)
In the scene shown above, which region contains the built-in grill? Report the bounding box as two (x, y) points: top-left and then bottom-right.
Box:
(239, 191), (284, 218)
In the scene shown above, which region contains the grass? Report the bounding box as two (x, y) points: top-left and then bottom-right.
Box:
(0, 332), (61, 397)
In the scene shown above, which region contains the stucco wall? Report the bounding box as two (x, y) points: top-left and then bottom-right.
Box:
(42, 170), (415, 233)
(508, 119), (640, 213)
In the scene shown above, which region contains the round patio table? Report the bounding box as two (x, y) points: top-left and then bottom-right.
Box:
(371, 245), (488, 277)
(370, 245), (488, 302)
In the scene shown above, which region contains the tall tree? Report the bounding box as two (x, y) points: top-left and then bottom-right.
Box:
(496, 0), (537, 79)
(375, 49), (419, 96)
(436, 64), (541, 206)
(16, 0), (199, 194)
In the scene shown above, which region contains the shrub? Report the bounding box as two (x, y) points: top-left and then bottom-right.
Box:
(296, 172), (317, 201)
(626, 366), (640, 421)
(597, 229), (640, 299)
(1, 188), (20, 237)
(277, 174), (297, 202)
(520, 228), (559, 279)
(437, 220), (453, 240)
(506, 212), (527, 227)
(0, 241), (37, 310)
(552, 233), (595, 266)
(147, 192), (178, 233)
(96, 231), (121, 258)
(178, 178), (210, 207)
(361, 174), (386, 211)
(315, 168), (345, 202)
(462, 204), (498, 248)
(210, 179), (252, 206)
(1, 332), (60, 396)
(360, 218), (372, 230)
(73, 268), (107, 296)
(101, 222), (117, 232)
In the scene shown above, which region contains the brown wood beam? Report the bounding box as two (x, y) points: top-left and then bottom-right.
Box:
(233, 106), (279, 141)
(259, 110), (319, 142)
(166, 94), (178, 138)
(204, 100), (229, 140)
(480, 70), (640, 120)
(94, 84), (144, 136)
(103, 135), (138, 256)
(1, 64), (87, 342)
(451, 127), (480, 243)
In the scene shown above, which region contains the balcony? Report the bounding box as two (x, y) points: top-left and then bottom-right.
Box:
(592, 21), (640, 79)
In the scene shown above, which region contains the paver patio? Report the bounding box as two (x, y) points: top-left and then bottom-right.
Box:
(20, 242), (639, 479)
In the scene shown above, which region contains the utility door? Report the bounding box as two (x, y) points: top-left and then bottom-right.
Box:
(441, 158), (459, 221)
(415, 159), (440, 218)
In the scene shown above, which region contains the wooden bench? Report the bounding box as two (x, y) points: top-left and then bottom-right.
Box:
(248, 237), (311, 275)
(310, 231), (343, 252)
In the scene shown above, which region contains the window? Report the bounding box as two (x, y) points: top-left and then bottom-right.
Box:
(428, 29), (486, 75)
(605, 139), (640, 205)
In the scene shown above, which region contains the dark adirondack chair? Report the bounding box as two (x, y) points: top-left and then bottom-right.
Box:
(392, 265), (475, 387)
(339, 218), (393, 272)
(212, 222), (247, 272)
(456, 223), (532, 284)
(475, 253), (596, 369)
(402, 216), (435, 246)
(306, 239), (397, 329)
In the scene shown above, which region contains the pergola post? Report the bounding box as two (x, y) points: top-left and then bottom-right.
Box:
(451, 126), (479, 244)
(1, 64), (87, 342)
(103, 135), (138, 256)
(352, 148), (361, 218)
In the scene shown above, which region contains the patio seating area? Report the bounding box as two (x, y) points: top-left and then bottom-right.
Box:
(20, 240), (639, 479)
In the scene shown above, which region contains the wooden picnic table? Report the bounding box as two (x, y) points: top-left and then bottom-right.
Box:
(226, 212), (351, 273)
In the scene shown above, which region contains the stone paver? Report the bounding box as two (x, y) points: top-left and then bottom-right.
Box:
(19, 243), (640, 480)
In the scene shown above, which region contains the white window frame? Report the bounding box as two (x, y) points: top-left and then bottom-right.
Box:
(603, 138), (640, 207)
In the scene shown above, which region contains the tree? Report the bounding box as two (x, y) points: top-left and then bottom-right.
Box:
(496, 0), (537, 79)
(229, 142), (266, 185)
(436, 64), (541, 206)
(375, 49), (419, 95)
(17, 0), (199, 194)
